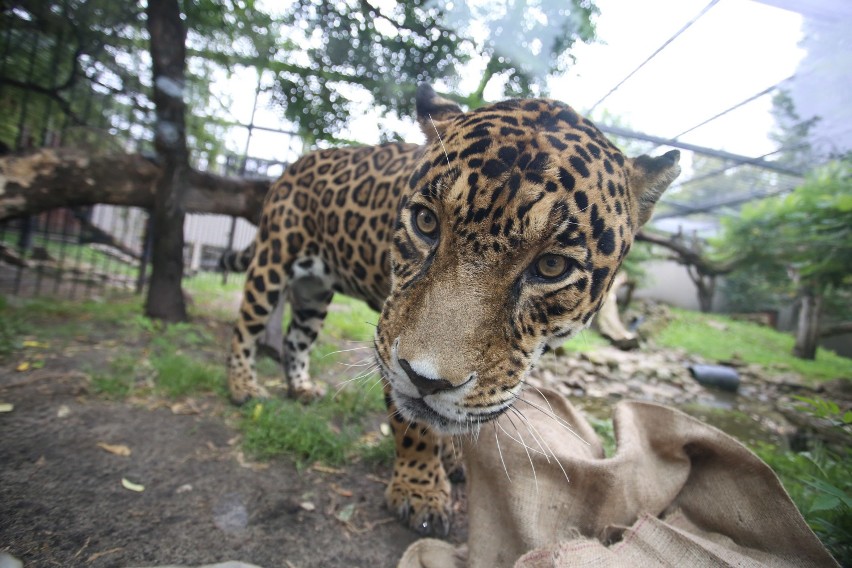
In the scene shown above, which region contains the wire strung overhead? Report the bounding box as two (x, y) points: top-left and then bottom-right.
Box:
(588, 0), (721, 113)
(657, 75), (795, 147)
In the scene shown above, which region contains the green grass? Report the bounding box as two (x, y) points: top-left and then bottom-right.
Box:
(656, 307), (852, 382)
(240, 378), (388, 467)
(561, 328), (610, 352)
(324, 295), (378, 341)
(150, 351), (226, 397)
(90, 354), (139, 398)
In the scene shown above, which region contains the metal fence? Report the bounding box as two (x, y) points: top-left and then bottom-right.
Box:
(0, 5), (807, 303)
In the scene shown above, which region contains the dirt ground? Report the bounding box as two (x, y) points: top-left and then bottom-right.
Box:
(0, 321), (467, 568)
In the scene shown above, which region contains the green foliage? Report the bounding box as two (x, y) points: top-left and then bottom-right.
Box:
(713, 160), (852, 291)
(561, 328), (609, 352)
(754, 398), (851, 564)
(0, 295), (25, 358)
(656, 308), (852, 382)
(587, 416), (616, 458)
(2, 0), (600, 152)
(240, 379), (386, 467)
(323, 295), (379, 342)
(150, 350), (226, 397)
(90, 354), (138, 398)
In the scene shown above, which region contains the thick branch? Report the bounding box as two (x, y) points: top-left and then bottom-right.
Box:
(820, 322), (852, 338)
(0, 148), (268, 224)
(637, 229), (736, 276)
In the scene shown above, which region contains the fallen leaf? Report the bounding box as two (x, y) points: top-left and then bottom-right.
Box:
(366, 474), (388, 486)
(335, 502), (356, 523)
(299, 501), (316, 512)
(22, 340), (49, 348)
(312, 463), (343, 475)
(0, 402), (13, 413)
(330, 483), (353, 498)
(235, 450), (269, 471)
(97, 442), (131, 457)
(170, 401), (199, 415)
(56, 405), (71, 418)
(121, 478), (145, 492)
(16, 362), (30, 372)
(252, 403), (264, 421)
(175, 483), (193, 494)
(380, 423), (391, 436)
(87, 547), (124, 563)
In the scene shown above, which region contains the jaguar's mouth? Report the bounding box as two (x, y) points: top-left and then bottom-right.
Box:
(393, 391), (507, 435)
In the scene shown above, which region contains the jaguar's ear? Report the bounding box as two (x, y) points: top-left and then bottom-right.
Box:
(628, 150), (681, 226)
(415, 83), (464, 143)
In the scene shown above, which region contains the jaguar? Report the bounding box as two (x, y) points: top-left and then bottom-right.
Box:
(227, 84), (680, 535)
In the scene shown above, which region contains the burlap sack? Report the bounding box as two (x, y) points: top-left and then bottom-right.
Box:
(399, 388), (838, 568)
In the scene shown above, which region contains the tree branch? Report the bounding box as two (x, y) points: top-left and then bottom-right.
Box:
(0, 148), (268, 223)
(637, 229), (736, 276)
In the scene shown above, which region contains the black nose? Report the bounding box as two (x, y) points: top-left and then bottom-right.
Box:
(399, 359), (454, 397)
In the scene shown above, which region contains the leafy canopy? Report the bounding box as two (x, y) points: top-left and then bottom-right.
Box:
(712, 159), (852, 291)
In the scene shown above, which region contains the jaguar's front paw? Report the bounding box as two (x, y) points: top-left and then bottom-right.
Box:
(229, 380), (270, 406)
(288, 379), (327, 403)
(385, 466), (452, 536)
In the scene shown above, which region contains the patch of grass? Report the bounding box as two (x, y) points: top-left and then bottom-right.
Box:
(241, 398), (355, 466)
(756, 444), (851, 565)
(753, 399), (852, 565)
(90, 354), (139, 399)
(0, 295), (26, 357)
(360, 434), (395, 466)
(587, 416), (616, 457)
(241, 378), (387, 466)
(150, 351), (226, 398)
(656, 308), (852, 382)
(561, 328), (609, 352)
(324, 295), (378, 342)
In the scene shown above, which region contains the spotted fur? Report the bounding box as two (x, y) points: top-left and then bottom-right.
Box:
(227, 84), (680, 535)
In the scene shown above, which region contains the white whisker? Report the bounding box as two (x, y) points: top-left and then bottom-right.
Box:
(505, 413), (538, 494)
(429, 114), (451, 167)
(323, 346), (373, 357)
(509, 406), (550, 463)
(512, 395), (591, 447)
(511, 406), (571, 484)
(493, 422), (512, 483)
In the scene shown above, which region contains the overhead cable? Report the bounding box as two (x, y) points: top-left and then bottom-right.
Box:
(588, 0), (721, 113)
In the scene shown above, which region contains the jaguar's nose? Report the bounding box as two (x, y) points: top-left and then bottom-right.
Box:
(399, 359), (454, 397)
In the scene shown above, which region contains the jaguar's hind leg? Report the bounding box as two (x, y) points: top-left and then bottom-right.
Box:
(283, 258), (335, 402)
(227, 238), (289, 405)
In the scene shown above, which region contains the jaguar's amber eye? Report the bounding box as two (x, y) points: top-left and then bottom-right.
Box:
(533, 254), (569, 280)
(413, 207), (438, 239)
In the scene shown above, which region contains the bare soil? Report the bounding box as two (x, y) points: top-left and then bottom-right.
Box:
(0, 318), (466, 568)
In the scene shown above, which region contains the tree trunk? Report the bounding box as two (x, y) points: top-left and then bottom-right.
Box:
(145, 0), (190, 322)
(0, 149), (269, 223)
(793, 287), (822, 360)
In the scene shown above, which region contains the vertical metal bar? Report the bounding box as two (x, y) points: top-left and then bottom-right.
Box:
(39, 20), (66, 147)
(13, 217), (33, 295)
(70, 207), (89, 299)
(221, 71), (263, 286)
(15, 33), (40, 149)
(136, 212), (153, 295)
(33, 210), (52, 296)
(53, 209), (73, 295)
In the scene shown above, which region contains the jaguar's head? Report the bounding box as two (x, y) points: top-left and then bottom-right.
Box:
(375, 85), (680, 434)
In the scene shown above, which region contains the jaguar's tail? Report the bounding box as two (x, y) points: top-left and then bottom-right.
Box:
(217, 243), (255, 272)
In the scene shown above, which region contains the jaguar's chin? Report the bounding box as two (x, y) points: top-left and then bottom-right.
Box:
(393, 391), (507, 436)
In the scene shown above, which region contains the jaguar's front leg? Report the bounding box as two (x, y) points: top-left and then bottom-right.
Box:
(384, 390), (452, 536)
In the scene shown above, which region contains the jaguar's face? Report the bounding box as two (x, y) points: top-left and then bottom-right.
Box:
(374, 87), (680, 434)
